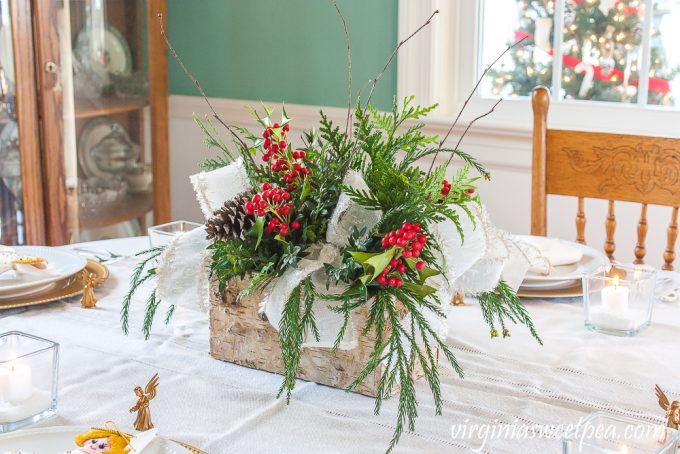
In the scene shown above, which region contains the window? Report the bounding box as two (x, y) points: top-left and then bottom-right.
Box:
(480, 0), (680, 107)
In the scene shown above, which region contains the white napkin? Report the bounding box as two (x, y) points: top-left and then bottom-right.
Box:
(0, 246), (55, 278)
(127, 428), (158, 452)
(520, 237), (583, 272)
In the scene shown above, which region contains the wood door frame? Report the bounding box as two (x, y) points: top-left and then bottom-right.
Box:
(10, 0), (45, 244)
(147, 0), (170, 225)
(32, 0), (67, 245)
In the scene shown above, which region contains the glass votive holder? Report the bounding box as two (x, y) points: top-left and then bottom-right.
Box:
(148, 220), (203, 247)
(583, 263), (657, 337)
(562, 412), (679, 453)
(0, 331), (59, 433)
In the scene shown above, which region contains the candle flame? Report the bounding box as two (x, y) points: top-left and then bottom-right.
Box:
(613, 275), (619, 288)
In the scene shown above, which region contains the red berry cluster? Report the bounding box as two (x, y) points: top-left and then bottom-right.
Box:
(381, 223), (428, 259)
(441, 180), (451, 196)
(244, 182), (300, 236)
(261, 123), (309, 191)
(376, 256), (426, 287)
(439, 179), (476, 200)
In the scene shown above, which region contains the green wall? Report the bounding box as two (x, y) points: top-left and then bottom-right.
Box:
(166, 0), (398, 111)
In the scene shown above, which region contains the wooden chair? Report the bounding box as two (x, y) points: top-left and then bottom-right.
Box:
(531, 85), (680, 270)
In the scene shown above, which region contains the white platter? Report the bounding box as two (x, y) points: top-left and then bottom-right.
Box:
(0, 426), (191, 454)
(0, 246), (87, 297)
(517, 235), (608, 283)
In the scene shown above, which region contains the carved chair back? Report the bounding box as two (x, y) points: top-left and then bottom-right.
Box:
(531, 86), (680, 270)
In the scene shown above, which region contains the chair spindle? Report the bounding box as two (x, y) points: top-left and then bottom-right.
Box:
(634, 203), (648, 264)
(604, 200), (616, 261)
(663, 207), (679, 271)
(576, 197), (586, 244)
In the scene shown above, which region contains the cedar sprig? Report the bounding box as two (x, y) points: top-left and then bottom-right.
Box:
(478, 280), (543, 344)
(121, 247), (164, 335)
(142, 289), (160, 340)
(276, 277), (321, 402)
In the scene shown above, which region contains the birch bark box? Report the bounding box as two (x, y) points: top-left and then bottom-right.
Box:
(209, 278), (433, 397)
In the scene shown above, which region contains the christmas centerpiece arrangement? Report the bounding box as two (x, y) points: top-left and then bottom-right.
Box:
(123, 7), (543, 452)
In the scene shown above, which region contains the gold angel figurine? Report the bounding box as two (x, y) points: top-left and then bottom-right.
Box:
(655, 385), (680, 445)
(80, 271), (98, 308)
(130, 373), (159, 432)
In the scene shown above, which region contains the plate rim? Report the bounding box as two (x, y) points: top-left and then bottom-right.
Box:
(0, 246), (87, 294)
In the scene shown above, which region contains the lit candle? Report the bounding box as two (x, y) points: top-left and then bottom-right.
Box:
(0, 360), (33, 403)
(601, 275), (629, 312)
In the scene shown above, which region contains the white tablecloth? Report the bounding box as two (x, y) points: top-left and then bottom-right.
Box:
(1, 236), (679, 453)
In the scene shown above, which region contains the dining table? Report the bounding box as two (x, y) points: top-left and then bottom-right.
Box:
(1, 235), (678, 453)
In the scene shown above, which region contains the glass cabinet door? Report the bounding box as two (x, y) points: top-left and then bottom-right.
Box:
(0, 0), (41, 245)
(0, 0), (21, 244)
(34, 0), (168, 245)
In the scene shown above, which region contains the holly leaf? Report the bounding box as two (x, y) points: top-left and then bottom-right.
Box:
(260, 102), (274, 118)
(247, 106), (271, 128)
(281, 104), (293, 127)
(271, 127), (284, 142)
(300, 176), (312, 202)
(405, 258), (440, 284)
(350, 248), (396, 281)
(401, 281), (437, 298)
(250, 216), (266, 250)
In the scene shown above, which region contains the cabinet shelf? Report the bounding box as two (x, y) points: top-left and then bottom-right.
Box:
(73, 191), (153, 230)
(75, 97), (148, 119)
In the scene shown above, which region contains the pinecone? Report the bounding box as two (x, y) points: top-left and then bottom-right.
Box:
(206, 190), (256, 241)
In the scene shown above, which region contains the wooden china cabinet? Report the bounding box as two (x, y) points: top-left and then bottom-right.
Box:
(0, 0), (169, 246)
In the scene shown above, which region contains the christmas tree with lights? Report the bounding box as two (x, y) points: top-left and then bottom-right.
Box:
(488, 0), (678, 106)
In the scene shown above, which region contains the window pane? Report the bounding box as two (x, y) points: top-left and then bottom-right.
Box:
(481, 0), (555, 98)
(647, 0), (680, 106)
(561, 0), (644, 104)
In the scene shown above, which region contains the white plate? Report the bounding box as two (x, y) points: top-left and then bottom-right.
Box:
(517, 236), (608, 283)
(74, 23), (132, 88)
(0, 426), (191, 454)
(78, 117), (139, 180)
(0, 246), (86, 296)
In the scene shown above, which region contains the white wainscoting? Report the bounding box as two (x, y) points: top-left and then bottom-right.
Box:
(169, 95), (676, 268)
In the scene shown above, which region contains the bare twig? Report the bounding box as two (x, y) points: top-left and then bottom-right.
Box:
(157, 14), (250, 153)
(363, 10), (438, 117)
(332, 0), (352, 135)
(426, 37), (526, 175)
(444, 99), (502, 169)
(345, 10), (439, 169)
